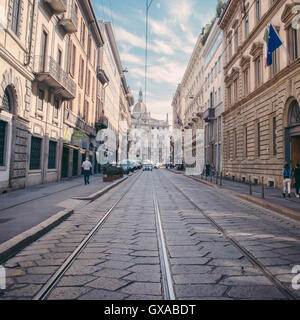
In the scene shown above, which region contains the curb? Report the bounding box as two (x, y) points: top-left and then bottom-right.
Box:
(184, 175), (217, 189)
(0, 175), (130, 264)
(71, 176), (128, 201)
(236, 194), (300, 222)
(0, 209), (73, 264)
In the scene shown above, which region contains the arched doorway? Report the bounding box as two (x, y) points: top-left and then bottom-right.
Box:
(285, 99), (300, 168)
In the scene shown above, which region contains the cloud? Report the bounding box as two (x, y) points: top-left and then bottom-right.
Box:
(120, 52), (144, 65)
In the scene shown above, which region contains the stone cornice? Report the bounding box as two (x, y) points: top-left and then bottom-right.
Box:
(224, 0), (286, 70)
(222, 57), (300, 117)
(281, 2), (300, 26)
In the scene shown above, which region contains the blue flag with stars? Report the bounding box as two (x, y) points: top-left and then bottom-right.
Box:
(267, 24), (283, 66)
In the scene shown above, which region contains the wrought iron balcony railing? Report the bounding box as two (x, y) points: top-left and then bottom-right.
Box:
(33, 56), (76, 99)
(64, 109), (97, 137)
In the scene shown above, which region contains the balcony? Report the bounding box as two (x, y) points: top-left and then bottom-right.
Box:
(97, 67), (109, 86)
(44, 0), (67, 14)
(95, 115), (108, 130)
(59, 3), (78, 33)
(33, 56), (76, 99)
(64, 109), (97, 137)
(203, 108), (215, 123)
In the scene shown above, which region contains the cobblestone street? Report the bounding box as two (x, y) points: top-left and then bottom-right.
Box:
(1, 170), (300, 300)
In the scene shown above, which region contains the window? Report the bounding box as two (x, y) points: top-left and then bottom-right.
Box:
(0, 121), (7, 166)
(54, 98), (59, 119)
(234, 29), (239, 51)
(234, 79), (238, 102)
(38, 89), (44, 111)
(288, 27), (298, 61)
(2, 89), (12, 113)
(228, 85), (232, 106)
(256, 0), (261, 22)
(10, 0), (21, 35)
(57, 48), (62, 67)
(30, 136), (42, 170)
(80, 19), (86, 48)
(48, 141), (57, 169)
(245, 14), (249, 38)
(272, 116), (277, 156)
(86, 70), (91, 95)
(257, 122), (261, 157)
(87, 35), (92, 60)
(244, 69), (249, 95)
(84, 100), (89, 122)
(244, 125), (248, 159)
(228, 38), (232, 59)
(78, 57), (84, 88)
(255, 57), (262, 87)
(69, 42), (76, 77)
(233, 129), (237, 160)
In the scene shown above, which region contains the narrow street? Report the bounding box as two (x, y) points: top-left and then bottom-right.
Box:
(1, 170), (300, 300)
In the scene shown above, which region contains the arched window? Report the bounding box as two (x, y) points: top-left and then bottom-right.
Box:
(289, 100), (300, 126)
(2, 89), (12, 113)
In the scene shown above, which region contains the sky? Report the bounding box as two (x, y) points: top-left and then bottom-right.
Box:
(92, 0), (218, 121)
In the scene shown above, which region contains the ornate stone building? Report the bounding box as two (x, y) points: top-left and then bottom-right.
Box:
(219, 0), (300, 187)
(0, 0), (37, 191)
(172, 33), (205, 174)
(202, 18), (224, 174)
(129, 90), (169, 164)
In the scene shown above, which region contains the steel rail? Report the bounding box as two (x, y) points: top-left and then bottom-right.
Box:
(152, 175), (176, 300)
(33, 172), (142, 300)
(162, 170), (298, 301)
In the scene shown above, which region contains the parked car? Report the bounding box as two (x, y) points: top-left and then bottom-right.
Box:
(154, 163), (160, 169)
(119, 160), (135, 174)
(143, 163), (153, 171)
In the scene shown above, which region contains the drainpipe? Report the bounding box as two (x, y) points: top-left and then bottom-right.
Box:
(24, 0), (36, 67)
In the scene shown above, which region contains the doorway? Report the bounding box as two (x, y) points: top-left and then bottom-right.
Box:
(291, 136), (300, 167)
(61, 147), (69, 178)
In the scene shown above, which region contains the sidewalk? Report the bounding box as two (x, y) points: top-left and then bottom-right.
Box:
(168, 168), (300, 220)
(0, 174), (116, 244)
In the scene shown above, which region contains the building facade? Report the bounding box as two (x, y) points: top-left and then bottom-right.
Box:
(0, 0), (36, 191)
(130, 90), (169, 164)
(202, 18), (224, 174)
(220, 0), (300, 187)
(174, 34), (205, 175)
(0, 0), (131, 192)
(62, 0), (103, 179)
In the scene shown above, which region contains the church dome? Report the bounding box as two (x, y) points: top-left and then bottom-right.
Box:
(133, 90), (147, 113)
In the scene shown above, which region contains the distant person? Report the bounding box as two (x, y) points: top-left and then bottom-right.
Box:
(294, 163), (300, 198)
(82, 157), (92, 185)
(282, 163), (292, 198)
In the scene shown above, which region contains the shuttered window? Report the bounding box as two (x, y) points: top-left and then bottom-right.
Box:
(48, 141), (57, 169)
(0, 121), (7, 166)
(30, 136), (42, 170)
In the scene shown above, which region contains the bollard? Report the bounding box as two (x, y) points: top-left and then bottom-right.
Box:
(249, 175), (252, 196)
(220, 172), (223, 186)
(216, 174), (218, 185)
(262, 176), (264, 198)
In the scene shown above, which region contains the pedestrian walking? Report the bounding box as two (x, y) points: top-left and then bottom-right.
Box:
(294, 163), (300, 198)
(82, 157), (92, 185)
(282, 163), (292, 198)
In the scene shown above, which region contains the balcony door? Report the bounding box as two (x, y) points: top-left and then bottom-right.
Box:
(41, 31), (48, 71)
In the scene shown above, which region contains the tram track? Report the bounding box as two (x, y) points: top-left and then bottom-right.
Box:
(160, 170), (298, 300)
(32, 171), (178, 300)
(32, 172), (142, 300)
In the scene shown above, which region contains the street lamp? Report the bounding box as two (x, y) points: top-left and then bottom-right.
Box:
(145, 0), (155, 105)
